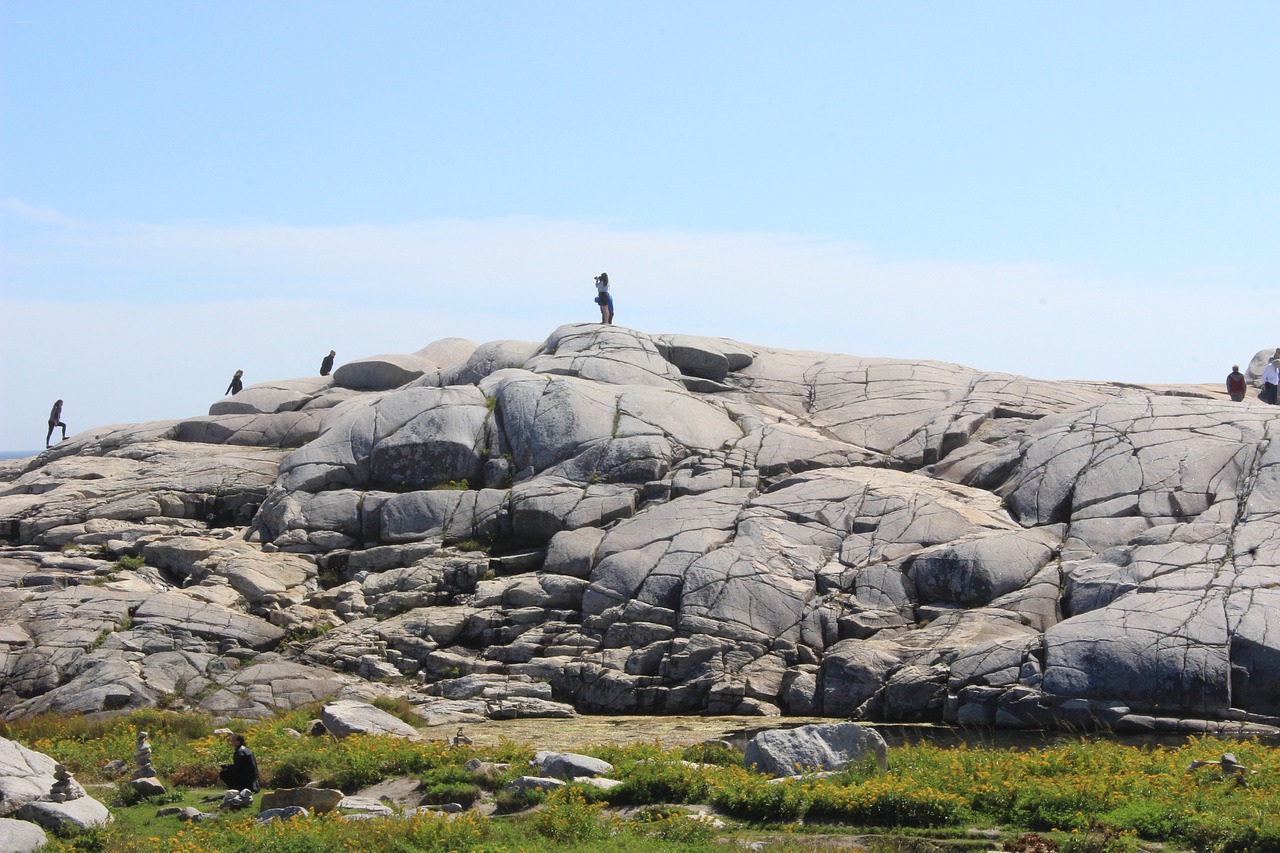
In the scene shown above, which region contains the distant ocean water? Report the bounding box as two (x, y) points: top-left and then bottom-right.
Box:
(0, 451), (38, 461)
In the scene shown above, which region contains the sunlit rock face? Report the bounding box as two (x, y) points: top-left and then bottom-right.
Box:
(1, 322), (1273, 734)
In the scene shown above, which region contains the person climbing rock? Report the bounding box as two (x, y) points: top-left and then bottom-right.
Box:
(320, 349), (336, 377)
(45, 400), (67, 448)
(225, 369), (244, 396)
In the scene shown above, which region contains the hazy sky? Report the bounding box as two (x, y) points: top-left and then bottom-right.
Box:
(2, 2), (1277, 451)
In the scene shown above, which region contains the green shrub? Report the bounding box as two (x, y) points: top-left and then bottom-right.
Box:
(631, 805), (718, 844)
(609, 759), (715, 805)
(369, 694), (422, 726)
(420, 780), (482, 808)
(680, 740), (743, 767)
(533, 786), (613, 843)
(420, 763), (484, 807)
(167, 761), (220, 788)
(1098, 798), (1184, 841)
(711, 776), (810, 823)
(266, 752), (320, 788)
(1060, 822), (1140, 853)
(495, 784), (547, 814)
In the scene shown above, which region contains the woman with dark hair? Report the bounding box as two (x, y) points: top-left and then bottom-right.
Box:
(46, 400), (67, 448)
(219, 732), (260, 792)
(594, 272), (613, 324)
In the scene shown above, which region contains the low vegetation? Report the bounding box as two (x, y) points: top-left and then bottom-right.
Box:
(5, 708), (1279, 853)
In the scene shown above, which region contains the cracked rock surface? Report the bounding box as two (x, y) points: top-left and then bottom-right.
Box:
(0, 323), (1274, 732)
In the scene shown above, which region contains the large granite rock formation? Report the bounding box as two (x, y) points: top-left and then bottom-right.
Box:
(0, 326), (1275, 733)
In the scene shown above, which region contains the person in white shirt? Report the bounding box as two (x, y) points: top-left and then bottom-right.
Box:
(593, 272), (613, 324)
(1263, 358), (1280, 404)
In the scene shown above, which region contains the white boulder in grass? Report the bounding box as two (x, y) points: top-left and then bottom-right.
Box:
(744, 722), (888, 778)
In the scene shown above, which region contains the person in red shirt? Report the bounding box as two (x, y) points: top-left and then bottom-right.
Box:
(1226, 366), (1247, 402)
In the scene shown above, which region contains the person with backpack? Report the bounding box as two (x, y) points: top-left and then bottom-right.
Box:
(593, 272), (613, 324)
(1226, 365), (1247, 402)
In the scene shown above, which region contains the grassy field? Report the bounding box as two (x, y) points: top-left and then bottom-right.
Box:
(4, 707), (1278, 853)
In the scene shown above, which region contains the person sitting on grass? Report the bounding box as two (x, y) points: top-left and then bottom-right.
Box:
(218, 732), (260, 792)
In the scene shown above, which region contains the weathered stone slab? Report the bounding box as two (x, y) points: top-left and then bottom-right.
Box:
(321, 700), (419, 738)
(744, 722), (888, 777)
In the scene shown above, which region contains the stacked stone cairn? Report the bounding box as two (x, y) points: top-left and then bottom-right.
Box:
(49, 763), (86, 802)
(129, 731), (166, 797)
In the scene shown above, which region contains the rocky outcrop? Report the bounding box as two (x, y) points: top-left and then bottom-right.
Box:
(0, 736), (110, 835)
(1, 323), (1275, 732)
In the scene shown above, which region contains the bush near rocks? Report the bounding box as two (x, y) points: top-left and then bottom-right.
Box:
(4, 710), (1280, 853)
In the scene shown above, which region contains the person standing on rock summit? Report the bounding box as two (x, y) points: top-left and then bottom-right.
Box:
(45, 400), (67, 447)
(1227, 365), (1247, 402)
(594, 272), (613, 324)
(225, 369), (244, 396)
(320, 349), (336, 376)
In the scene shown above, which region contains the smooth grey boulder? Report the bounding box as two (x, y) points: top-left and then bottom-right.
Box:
(908, 527), (1061, 607)
(274, 385), (488, 493)
(134, 592), (286, 649)
(0, 818), (46, 852)
(653, 333), (755, 380)
(17, 797), (111, 832)
(333, 354), (436, 391)
(336, 795), (394, 816)
(175, 411), (325, 448)
(1245, 347), (1276, 385)
(1043, 589), (1231, 713)
(481, 368), (740, 477)
(525, 324), (687, 388)
(438, 339), (540, 386)
(744, 722), (888, 777)
(414, 338), (478, 372)
(321, 700), (419, 739)
(257, 805), (309, 823)
(544, 528), (606, 578)
(378, 488), (507, 544)
(532, 752), (614, 780)
(504, 776), (566, 794)
(209, 379), (328, 417)
(0, 737), (59, 816)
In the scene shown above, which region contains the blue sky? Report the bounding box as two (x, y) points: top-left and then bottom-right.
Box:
(2, 1), (1277, 451)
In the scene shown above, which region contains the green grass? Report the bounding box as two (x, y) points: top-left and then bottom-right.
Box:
(10, 711), (1280, 853)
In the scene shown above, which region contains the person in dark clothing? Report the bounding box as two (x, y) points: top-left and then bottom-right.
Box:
(320, 350), (336, 377)
(225, 370), (244, 396)
(46, 400), (67, 448)
(1226, 365), (1247, 402)
(218, 733), (260, 792)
